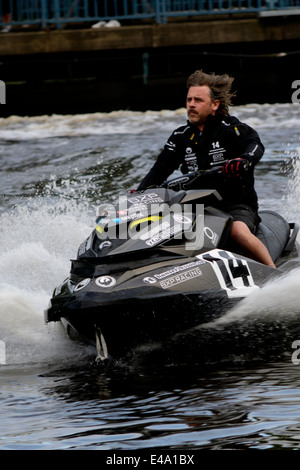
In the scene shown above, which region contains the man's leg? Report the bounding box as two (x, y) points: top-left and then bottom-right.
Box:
(230, 220), (276, 268)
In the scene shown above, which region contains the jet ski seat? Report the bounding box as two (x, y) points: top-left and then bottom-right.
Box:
(256, 210), (294, 262)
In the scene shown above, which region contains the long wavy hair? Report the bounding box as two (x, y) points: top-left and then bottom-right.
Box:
(187, 70), (236, 116)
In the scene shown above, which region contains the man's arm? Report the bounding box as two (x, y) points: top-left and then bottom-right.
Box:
(137, 137), (182, 190)
(222, 122), (264, 178)
(236, 124), (265, 166)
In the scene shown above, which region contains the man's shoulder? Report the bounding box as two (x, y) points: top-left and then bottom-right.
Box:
(216, 114), (260, 142)
(171, 122), (194, 136)
(219, 115), (240, 127)
(164, 122), (196, 152)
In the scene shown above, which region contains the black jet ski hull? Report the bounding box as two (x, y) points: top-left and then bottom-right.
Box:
(58, 291), (234, 358)
(45, 248), (287, 359)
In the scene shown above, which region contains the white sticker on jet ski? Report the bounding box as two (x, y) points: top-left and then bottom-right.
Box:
(173, 214), (192, 225)
(128, 192), (164, 204)
(160, 267), (203, 289)
(197, 249), (259, 298)
(74, 278), (91, 291)
(95, 276), (116, 288)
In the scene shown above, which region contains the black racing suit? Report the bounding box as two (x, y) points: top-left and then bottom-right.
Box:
(137, 114), (264, 217)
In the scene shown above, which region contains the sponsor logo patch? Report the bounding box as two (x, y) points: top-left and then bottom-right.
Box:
(95, 275), (116, 288)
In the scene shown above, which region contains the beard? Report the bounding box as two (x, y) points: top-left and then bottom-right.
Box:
(187, 110), (203, 126)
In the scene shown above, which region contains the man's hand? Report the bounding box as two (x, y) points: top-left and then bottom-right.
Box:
(222, 158), (250, 179)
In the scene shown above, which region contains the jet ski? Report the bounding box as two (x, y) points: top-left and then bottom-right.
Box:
(44, 168), (300, 361)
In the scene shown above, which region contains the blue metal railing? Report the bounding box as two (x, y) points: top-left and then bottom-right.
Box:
(1, 0), (300, 29)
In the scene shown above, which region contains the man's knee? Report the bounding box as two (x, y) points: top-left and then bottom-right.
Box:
(230, 221), (251, 245)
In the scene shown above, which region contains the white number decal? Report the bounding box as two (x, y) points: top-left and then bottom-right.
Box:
(197, 249), (259, 298)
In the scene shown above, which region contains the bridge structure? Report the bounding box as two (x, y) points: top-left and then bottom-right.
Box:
(1, 0), (300, 29)
(1, 1), (300, 115)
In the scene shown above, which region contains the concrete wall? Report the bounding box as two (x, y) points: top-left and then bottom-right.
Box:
(1, 17), (300, 55)
(1, 15), (299, 115)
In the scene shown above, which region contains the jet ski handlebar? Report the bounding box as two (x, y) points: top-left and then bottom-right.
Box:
(162, 165), (223, 191)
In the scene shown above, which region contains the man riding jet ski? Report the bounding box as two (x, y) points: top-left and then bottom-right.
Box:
(137, 69), (275, 268)
(44, 71), (300, 361)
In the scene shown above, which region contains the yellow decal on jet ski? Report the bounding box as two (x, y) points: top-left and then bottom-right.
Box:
(129, 215), (162, 230)
(96, 224), (105, 234)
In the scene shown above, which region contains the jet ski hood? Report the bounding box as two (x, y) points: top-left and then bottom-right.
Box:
(77, 187), (228, 261)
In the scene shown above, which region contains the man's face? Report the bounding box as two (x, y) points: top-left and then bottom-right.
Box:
(186, 86), (220, 130)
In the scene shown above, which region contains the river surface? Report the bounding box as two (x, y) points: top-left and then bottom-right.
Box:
(1, 104), (300, 451)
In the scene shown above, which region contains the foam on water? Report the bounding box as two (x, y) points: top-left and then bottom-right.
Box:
(0, 109), (187, 140)
(201, 266), (300, 331)
(0, 198), (95, 366)
(284, 143), (300, 221)
(0, 103), (299, 141)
